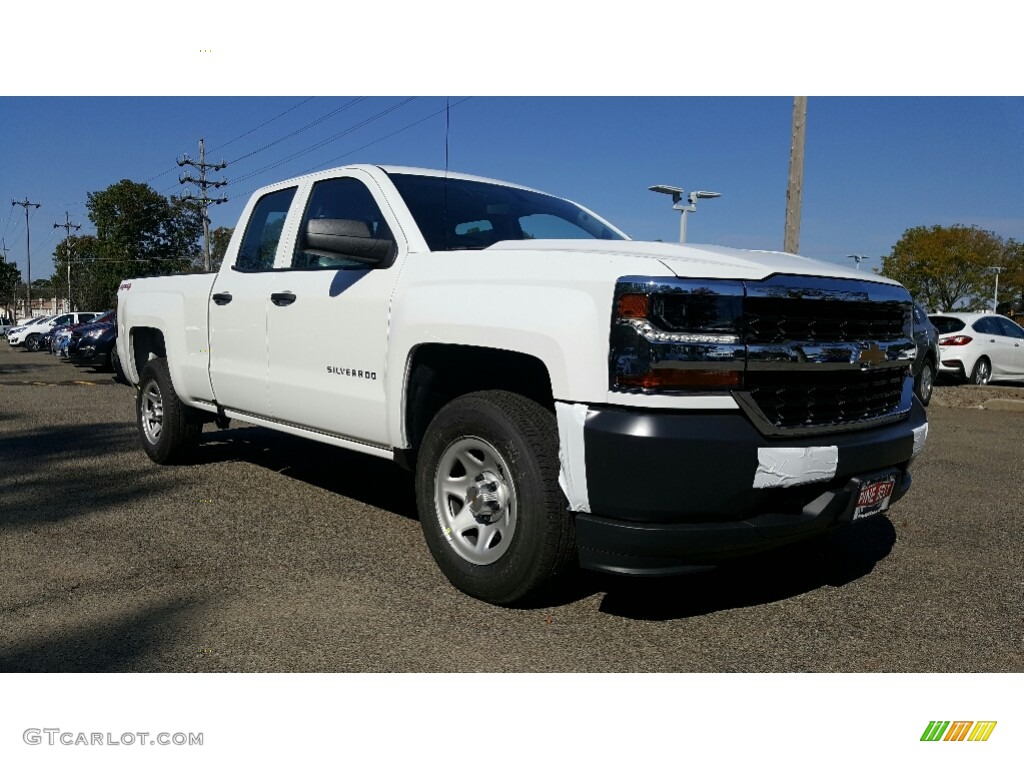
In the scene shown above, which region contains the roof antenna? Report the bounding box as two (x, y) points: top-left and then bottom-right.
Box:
(443, 97), (450, 251)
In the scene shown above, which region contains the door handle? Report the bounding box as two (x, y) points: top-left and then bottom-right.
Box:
(212, 292), (233, 305)
(270, 292), (297, 307)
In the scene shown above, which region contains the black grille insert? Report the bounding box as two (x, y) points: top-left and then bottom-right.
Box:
(745, 368), (906, 429)
(745, 298), (908, 343)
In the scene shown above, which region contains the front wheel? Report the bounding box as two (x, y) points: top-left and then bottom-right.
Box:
(415, 390), (576, 606)
(25, 334), (41, 351)
(136, 358), (202, 464)
(915, 360), (935, 405)
(970, 356), (991, 386)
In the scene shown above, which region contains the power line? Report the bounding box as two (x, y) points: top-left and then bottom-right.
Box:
(229, 98), (417, 186)
(147, 97), (322, 185)
(228, 99), (471, 207)
(214, 96), (322, 155)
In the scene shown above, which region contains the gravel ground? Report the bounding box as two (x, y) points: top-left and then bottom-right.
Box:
(1, 342), (1021, 673)
(931, 379), (1024, 409)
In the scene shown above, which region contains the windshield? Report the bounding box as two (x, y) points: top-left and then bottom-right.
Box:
(929, 315), (966, 334)
(388, 173), (626, 251)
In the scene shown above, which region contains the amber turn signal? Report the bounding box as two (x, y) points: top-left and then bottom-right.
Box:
(616, 293), (650, 319)
(617, 369), (741, 390)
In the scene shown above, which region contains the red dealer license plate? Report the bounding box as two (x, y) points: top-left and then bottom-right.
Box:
(853, 474), (897, 520)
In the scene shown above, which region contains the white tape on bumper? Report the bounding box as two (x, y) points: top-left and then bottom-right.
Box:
(912, 423), (928, 457)
(555, 401), (591, 513)
(753, 446), (839, 489)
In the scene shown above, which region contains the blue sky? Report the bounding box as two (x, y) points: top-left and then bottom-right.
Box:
(1, 96), (1020, 281)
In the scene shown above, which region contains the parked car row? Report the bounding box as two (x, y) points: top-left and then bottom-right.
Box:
(7, 312), (103, 350)
(5, 310), (126, 382)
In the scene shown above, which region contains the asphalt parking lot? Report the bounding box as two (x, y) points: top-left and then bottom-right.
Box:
(1, 342), (1021, 673)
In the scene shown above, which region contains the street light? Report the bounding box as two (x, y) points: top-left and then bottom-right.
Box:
(988, 266), (1005, 312)
(649, 185), (721, 243)
(848, 254), (871, 271)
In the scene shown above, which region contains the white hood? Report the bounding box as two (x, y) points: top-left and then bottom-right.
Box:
(487, 239), (899, 284)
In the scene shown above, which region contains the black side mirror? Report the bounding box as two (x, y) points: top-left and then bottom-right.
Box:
(305, 218), (395, 267)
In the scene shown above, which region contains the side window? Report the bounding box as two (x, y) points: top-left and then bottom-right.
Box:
(997, 317), (1024, 339)
(235, 187), (298, 271)
(973, 317), (999, 335)
(292, 177), (395, 269)
(52, 314), (72, 327)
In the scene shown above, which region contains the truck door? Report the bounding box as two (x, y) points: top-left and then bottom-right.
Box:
(266, 171), (404, 447)
(208, 185), (299, 417)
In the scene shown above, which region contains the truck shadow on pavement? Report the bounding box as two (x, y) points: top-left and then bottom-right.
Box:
(0, 597), (204, 672)
(189, 425), (897, 618)
(193, 426), (418, 520)
(0, 421), (179, 528)
(592, 517), (897, 620)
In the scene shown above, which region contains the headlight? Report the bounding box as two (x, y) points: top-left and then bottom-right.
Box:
(85, 328), (106, 339)
(610, 278), (745, 392)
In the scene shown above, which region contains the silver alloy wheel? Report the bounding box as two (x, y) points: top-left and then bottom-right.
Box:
(141, 379), (164, 444)
(920, 364), (933, 400)
(433, 436), (517, 566)
(974, 358), (991, 385)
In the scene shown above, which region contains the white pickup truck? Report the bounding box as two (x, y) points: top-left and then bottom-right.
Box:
(118, 164), (928, 605)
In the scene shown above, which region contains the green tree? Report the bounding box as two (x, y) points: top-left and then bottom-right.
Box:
(998, 238), (1024, 313)
(209, 226), (234, 272)
(52, 181), (204, 310)
(879, 225), (1009, 311)
(0, 261), (21, 321)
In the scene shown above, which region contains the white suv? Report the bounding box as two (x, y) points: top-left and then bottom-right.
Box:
(8, 312), (103, 350)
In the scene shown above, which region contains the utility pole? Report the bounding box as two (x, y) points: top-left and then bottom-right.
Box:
(178, 139), (227, 272)
(0, 238), (9, 262)
(784, 97), (807, 254)
(12, 197), (41, 316)
(54, 212), (82, 311)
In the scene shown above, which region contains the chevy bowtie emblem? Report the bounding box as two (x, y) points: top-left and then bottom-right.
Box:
(857, 342), (886, 367)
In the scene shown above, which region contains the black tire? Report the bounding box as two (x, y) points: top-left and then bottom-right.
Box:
(914, 360), (935, 406)
(136, 358), (202, 464)
(25, 334), (41, 351)
(415, 390), (576, 606)
(969, 356), (991, 386)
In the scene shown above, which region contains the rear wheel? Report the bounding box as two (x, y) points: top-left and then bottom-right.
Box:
(136, 358), (202, 464)
(970, 356), (991, 385)
(415, 390), (576, 606)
